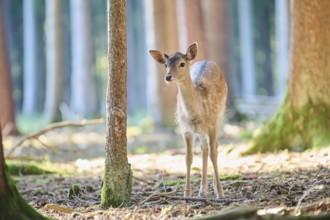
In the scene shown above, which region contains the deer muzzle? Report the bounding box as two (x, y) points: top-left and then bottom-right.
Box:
(165, 73), (173, 82)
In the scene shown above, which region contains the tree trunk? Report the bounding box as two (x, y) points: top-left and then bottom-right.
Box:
(101, 0), (132, 208)
(176, 0), (206, 61)
(144, 0), (178, 128)
(201, 0), (233, 103)
(247, 0), (330, 153)
(59, 0), (72, 120)
(260, 4), (274, 96)
(275, 0), (290, 99)
(44, 0), (63, 122)
(238, 0), (256, 99)
(35, 1), (46, 113)
(3, 0), (24, 112)
(0, 3), (18, 136)
(0, 131), (47, 219)
(127, 0), (147, 115)
(70, 0), (97, 118)
(22, 0), (39, 114)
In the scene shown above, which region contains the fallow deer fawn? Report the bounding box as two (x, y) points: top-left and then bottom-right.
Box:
(149, 42), (228, 198)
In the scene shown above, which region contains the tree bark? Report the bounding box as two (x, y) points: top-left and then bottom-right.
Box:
(44, 0), (63, 122)
(70, 0), (97, 118)
(247, 0), (330, 153)
(101, 0), (132, 208)
(0, 3), (18, 136)
(0, 131), (47, 219)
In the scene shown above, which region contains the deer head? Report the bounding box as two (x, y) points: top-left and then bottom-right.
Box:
(149, 42), (198, 83)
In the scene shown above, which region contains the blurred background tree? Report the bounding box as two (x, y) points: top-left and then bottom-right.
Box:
(247, 0), (330, 153)
(43, 0), (63, 123)
(0, 0), (18, 135)
(1, 0), (301, 149)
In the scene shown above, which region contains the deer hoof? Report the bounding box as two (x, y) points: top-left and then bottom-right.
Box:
(184, 189), (192, 197)
(215, 191), (225, 198)
(198, 188), (208, 197)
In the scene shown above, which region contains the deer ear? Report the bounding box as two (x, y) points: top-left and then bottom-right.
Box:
(186, 42), (198, 61)
(149, 50), (169, 64)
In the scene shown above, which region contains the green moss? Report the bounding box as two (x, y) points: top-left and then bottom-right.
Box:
(192, 167), (201, 171)
(0, 165), (50, 220)
(68, 184), (82, 200)
(227, 179), (245, 186)
(220, 174), (242, 181)
(101, 163), (132, 208)
(245, 93), (330, 154)
(239, 130), (253, 140)
(6, 161), (55, 176)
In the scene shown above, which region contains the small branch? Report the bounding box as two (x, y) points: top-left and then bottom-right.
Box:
(162, 195), (245, 204)
(33, 136), (59, 153)
(139, 182), (180, 204)
(133, 176), (154, 185)
(294, 185), (324, 214)
(5, 118), (105, 158)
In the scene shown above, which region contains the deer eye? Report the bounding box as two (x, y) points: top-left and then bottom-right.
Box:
(180, 62), (185, 68)
(164, 64), (167, 68)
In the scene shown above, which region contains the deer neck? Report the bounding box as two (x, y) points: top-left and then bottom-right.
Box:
(176, 73), (200, 116)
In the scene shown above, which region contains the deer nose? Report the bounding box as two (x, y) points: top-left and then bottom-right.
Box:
(165, 74), (173, 81)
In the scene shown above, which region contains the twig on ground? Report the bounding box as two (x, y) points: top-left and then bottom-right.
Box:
(139, 182), (180, 204)
(5, 118), (105, 158)
(133, 176), (154, 185)
(33, 136), (59, 153)
(294, 184), (324, 214)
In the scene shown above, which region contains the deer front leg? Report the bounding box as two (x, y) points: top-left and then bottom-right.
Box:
(199, 137), (208, 197)
(209, 129), (225, 198)
(184, 133), (193, 197)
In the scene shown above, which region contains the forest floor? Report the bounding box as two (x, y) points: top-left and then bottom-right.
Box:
(3, 123), (330, 220)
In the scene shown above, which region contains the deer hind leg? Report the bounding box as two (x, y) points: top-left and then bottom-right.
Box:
(184, 133), (193, 197)
(198, 135), (209, 197)
(209, 129), (225, 198)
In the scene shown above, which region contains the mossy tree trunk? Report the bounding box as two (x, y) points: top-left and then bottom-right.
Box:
(247, 0), (330, 154)
(0, 131), (47, 219)
(101, 0), (132, 208)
